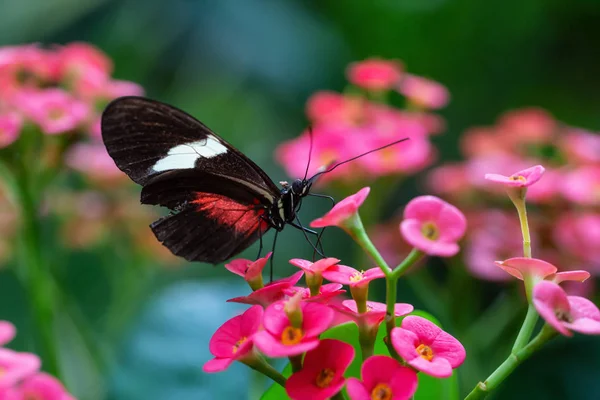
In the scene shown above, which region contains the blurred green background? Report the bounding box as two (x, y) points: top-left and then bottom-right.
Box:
(1, 0), (600, 399)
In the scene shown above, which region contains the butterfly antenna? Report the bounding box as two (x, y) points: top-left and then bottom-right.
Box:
(303, 126), (314, 181)
(309, 137), (409, 181)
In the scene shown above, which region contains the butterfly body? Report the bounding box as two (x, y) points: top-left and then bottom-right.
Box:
(101, 96), (315, 264)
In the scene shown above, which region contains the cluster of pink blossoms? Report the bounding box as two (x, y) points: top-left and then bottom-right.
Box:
(0, 321), (73, 400)
(205, 189), (468, 400)
(276, 58), (449, 183)
(417, 108), (600, 283)
(0, 43), (176, 264)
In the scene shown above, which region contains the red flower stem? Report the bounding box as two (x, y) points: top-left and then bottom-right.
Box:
(464, 325), (557, 400)
(346, 214), (392, 276)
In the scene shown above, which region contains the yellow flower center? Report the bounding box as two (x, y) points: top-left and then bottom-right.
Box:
(371, 383), (393, 400)
(350, 271), (365, 283)
(48, 108), (64, 120)
(315, 368), (335, 388)
(421, 222), (439, 240)
(416, 343), (434, 361)
(510, 175), (526, 182)
(281, 326), (304, 345)
(232, 336), (247, 354)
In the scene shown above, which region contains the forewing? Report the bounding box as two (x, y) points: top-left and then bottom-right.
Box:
(101, 96), (280, 196)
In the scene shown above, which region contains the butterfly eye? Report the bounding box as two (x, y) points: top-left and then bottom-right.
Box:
(291, 179), (304, 194)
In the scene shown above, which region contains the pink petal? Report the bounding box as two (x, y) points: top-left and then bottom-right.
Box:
(429, 330), (466, 368)
(550, 270), (591, 284)
(400, 316), (442, 345)
(322, 265), (360, 285)
(407, 354), (453, 378)
(403, 196), (445, 221)
(286, 369), (345, 400)
(346, 378), (370, 400)
(310, 187), (370, 229)
(253, 331), (319, 357)
(302, 339), (355, 374)
(203, 357), (234, 373)
(224, 259), (251, 277)
(20, 372), (70, 400)
(390, 327), (421, 361)
(0, 321), (16, 346)
(239, 305), (264, 337)
(533, 281), (572, 336)
(302, 303), (335, 337)
(289, 258), (340, 274)
(401, 219), (461, 256)
(495, 257), (557, 281)
(564, 296), (600, 335)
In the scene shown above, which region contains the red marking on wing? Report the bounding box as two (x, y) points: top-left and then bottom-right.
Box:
(191, 193), (268, 234)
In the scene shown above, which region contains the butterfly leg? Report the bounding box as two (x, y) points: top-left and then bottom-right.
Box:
(257, 216), (266, 260)
(290, 217), (326, 259)
(307, 192), (336, 258)
(269, 230), (279, 283)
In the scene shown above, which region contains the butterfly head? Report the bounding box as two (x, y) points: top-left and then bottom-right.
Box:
(291, 178), (311, 197)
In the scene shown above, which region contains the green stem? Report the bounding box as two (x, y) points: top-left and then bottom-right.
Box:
(16, 169), (61, 378)
(511, 303), (538, 352)
(244, 356), (287, 387)
(384, 275), (400, 359)
(346, 214), (391, 276)
(358, 326), (375, 360)
(464, 326), (557, 400)
(391, 249), (424, 280)
(289, 355), (303, 373)
(331, 392), (346, 400)
(508, 191), (531, 258)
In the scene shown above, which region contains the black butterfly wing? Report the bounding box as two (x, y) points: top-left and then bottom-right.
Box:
(101, 96), (280, 263)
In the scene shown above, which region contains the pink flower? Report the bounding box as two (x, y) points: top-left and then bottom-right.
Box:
(0, 321), (16, 346)
(203, 305), (263, 372)
(391, 316), (465, 378)
(484, 165), (545, 188)
(560, 128), (600, 164)
(65, 143), (124, 181)
(0, 349), (41, 388)
(253, 301), (334, 357)
(227, 271), (304, 307)
(102, 80), (144, 99)
(347, 59), (403, 91)
(14, 89), (89, 135)
(533, 281), (600, 336)
(0, 113), (22, 149)
(561, 166), (600, 206)
(553, 213), (600, 270)
(335, 300), (413, 332)
(496, 107), (555, 145)
(346, 355), (418, 400)
(286, 339), (354, 400)
(57, 42), (112, 95)
(224, 253), (271, 289)
(526, 168), (561, 204)
(10, 372), (73, 400)
(426, 164), (470, 198)
(311, 187), (370, 229)
(283, 283), (345, 304)
(400, 196), (467, 257)
(305, 91), (366, 126)
(397, 74), (450, 109)
(322, 266), (384, 288)
(494, 257), (557, 281)
(289, 257), (340, 287)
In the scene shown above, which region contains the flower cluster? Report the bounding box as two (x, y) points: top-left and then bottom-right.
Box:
(421, 108), (600, 282)
(276, 58), (449, 184)
(0, 42), (175, 264)
(205, 188), (467, 400)
(0, 321), (74, 400)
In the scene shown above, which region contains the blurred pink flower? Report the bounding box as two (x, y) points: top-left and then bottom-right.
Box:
(426, 163), (471, 198)
(526, 168), (561, 203)
(286, 339), (354, 400)
(533, 281), (600, 336)
(311, 187), (370, 229)
(227, 271), (304, 307)
(0, 349), (41, 389)
(560, 128), (600, 165)
(561, 166), (600, 206)
(102, 80), (144, 98)
(485, 165), (545, 188)
(15, 89), (89, 135)
(65, 143), (124, 181)
(553, 213), (600, 272)
(322, 265), (384, 288)
(203, 305), (263, 372)
(305, 91), (365, 126)
(397, 74), (450, 109)
(0, 112), (21, 148)
(224, 253), (271, 288)
(459, 127), (507, 158)
(496, 107), (555, 145)
(494, 257), (557, 281)
(253, 300), (333, 357)
(391, 316), (465, 378)
(57, 42), (112, 96)
(347, 59), (403, 91)
(400, 196), (467, 257)
(346, 355), (418, 400)
(0, 321), (16, 346)
(9, 372), (73, 400)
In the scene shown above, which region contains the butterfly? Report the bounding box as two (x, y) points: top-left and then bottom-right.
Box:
(101, 96), (408, 265)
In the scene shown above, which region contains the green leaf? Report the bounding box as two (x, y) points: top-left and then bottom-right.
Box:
(261, 310), (460, 400)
